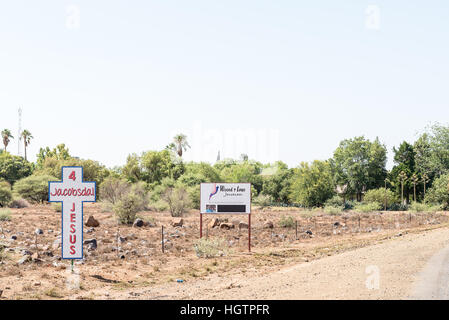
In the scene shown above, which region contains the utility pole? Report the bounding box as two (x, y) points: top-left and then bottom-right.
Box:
(17, 107), (22, 156)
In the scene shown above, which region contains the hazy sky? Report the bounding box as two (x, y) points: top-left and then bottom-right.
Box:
(1, 1), (448, 169)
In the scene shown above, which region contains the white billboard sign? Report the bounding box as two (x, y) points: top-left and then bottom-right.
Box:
(200, 183), (251, 214)
(49, 167), (96, 259)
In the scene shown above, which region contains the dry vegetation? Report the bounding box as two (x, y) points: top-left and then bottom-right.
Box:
(0, 203), (448, 300)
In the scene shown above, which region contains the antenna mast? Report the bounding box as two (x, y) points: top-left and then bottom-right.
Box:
(18, 107), (22, 156)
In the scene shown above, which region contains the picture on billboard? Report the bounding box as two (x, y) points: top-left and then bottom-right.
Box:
(200, 183), (251, 214)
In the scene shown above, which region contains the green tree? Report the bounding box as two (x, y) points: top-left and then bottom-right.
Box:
(289, 160), (335, 207)
(414, 124), (449, 180)
(1, 129), (14, 152)
(219, 160), (263, 195)
(331, 136), (387, 201)
(424, 173), (449, 209)
(36, 144), (71, 169)
(261, 161), (293, 203)
(0, 152), (33, 185)
(21, 130), (33, 161)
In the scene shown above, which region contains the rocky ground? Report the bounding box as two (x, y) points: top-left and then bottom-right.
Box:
(0, 204), (448, 300)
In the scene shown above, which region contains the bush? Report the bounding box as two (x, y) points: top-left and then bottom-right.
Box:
(409, 202), (442, 213)
(186, 185), (200, 210)
(113, 193), (142, 225)
(0, 209), (11, 221)
(324, 205), (343, 215)
(193, 237), (228, 258)
(353, 202), (382, 213)
(279, 215), (295, 228)
(150, 199), (169, 212)
(363, 188), (397, 209)
(162, 186), (191, 217)
(253, 194), (272, 208)
(13, 175), (57, 203)
(99, 177), (131, 205)
(343, 200), (355, 210)
(0, 181), (12, 207)
(9, 198), (30, 208)
(424, 174), (449, 209)
(324, 195), (344, 208)
(388, 203), (409, 211)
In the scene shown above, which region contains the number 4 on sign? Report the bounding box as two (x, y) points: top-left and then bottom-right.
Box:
(48, 167), (96, 260)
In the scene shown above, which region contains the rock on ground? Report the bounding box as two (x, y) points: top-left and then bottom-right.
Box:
(85, 216), (100, 228)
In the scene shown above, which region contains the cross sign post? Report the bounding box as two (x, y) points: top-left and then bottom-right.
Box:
(49, 167), (96, 263)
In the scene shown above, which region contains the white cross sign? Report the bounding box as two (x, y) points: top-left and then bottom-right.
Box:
(49, 166), (96, 259)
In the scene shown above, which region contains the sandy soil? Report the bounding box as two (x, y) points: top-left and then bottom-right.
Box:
(1, 204), (448, 300)
(89, 226), (449, 300)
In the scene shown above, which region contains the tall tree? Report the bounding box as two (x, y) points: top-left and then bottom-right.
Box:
(398, 170), (408, 205)
(172, 134), (190, 157)
(21, 130), (33, 161)
(410, 173), (419, 202)
(289, 160), (335, 207)
(390, 141), (416, 203)
(331, 136), (387, 201)
(1, 129), (14, 152)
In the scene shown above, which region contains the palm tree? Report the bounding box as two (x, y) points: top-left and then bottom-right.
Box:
(21, 130), (33, 161)
(422, 173), (430, 197)
(410, 173), (419, 202)
(172, 134), (190, 157)
(398, 171), (408, 205)
(1, 129), (14, 152)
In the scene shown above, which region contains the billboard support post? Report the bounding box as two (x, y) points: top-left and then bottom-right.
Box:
(200, 213), (203, 238)
(248, 213), (251, 252)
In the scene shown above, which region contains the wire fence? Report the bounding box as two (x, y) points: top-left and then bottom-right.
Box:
(197, 211), (449, 249)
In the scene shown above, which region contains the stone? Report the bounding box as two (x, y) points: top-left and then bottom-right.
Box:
(238, 222), (249, 229)
(18, 256), (31, 265)
(85, 216), (100, 228)
(21, 249), (32, 256)
(118, 236), (127, 243)
(86, 227), (95, 234)
(133, 218), (144, 228)
(263, 221), (274, 229)
(209, 218), (220, 229)
(83, 239), (97, 250)
(220, 222), (235, 230)
(171, 218), (184, 227)
(42, 251), (53, 257)
(34, 229), (44, 235)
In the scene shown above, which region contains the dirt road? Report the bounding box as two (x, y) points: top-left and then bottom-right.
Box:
(108, 226), (449, 300)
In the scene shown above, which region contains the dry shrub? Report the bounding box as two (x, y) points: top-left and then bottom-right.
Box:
(113, 193), (142, 224)
(163, 186), (191, 217)
(9, 198), (30, 208)
(99, 177), (131, 205)
(194, 237), (228, 258)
